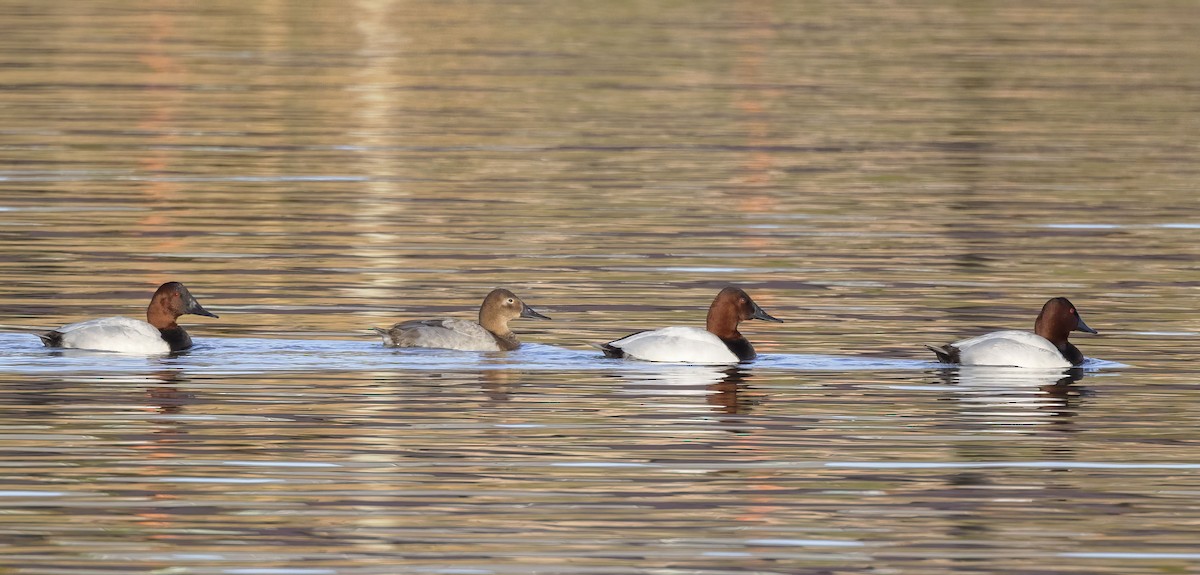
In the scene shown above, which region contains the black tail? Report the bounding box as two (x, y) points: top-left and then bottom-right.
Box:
(925, 344), (959, 364)
(39, 331), (64, 348)
(594, 342), (627, 359)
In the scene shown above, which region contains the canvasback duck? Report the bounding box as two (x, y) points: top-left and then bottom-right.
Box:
(39, 282), (219, 354)
(371, 288), (550, 351)
(927, 297), (1098, 368)
(598, 286), (782, 364)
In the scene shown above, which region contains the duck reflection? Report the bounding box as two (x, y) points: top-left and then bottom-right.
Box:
(946, 366), (1085, 388)
(614, 365), (763, 416)
(931, 366), (1087, 466)
(934, 366), (1086, 424)
(705, 367), (762, 415)
(480, 369), (518, 402)
(143, 369), (194, 415)
(921, 368), (1089, 547)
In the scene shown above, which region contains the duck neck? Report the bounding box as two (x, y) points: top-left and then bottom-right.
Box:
(489, 331), (521, 351)
(158, 327), (194, 352)
(706, 307), (742, 340)
(479, 313), (513, 340)
(1033, 315), (1069, 349)
(146, 300), (179, 331)
(1060, 342), (1085, 366)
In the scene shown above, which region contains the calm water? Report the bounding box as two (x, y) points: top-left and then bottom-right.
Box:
(2, 1), (1200, 573)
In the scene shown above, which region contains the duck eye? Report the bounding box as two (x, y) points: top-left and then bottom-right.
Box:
(506, 298), (515, 304)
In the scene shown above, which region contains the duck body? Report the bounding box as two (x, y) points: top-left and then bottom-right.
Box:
(599, 327), (742, 364)
(373, 318), (514, 352)
(372, 288), (550, 352)
(599, 286), (782, 364)
(929, 330), (1078, 369)
(39, 282), (218, 354)
(41, 317), (176, 354)
(928, 297), (1096, 368)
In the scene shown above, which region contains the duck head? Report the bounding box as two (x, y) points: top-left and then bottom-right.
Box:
(146, 282), (219, 330)
(1034, 297), (1097, 345)
(479, 288), (550, 334)
(705, 286), (782, 338)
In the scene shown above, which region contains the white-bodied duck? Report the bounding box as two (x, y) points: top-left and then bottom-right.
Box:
(598, 286), (782, 364)
(39, 281), (219, 354)
(927, 297), (1098, 368)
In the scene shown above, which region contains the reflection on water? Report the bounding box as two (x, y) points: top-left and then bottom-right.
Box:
(937, 368), (1087, 448)
(4, 360), (1198, 574)
(609, 364), (763, 415)
(2, 0), (1200, 573)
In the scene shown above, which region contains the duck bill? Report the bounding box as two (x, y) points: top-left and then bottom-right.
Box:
(1075, 316), (1097, 334)
(187, 299), (219, 319)
(750, 304), (783, 323)
(520, 304), (550, 320)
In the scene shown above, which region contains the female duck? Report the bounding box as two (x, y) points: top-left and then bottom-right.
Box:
(40, 282), (219, 354)
(599, 286), (782, 363)
(927, 297), (1098, 368)
(371, 288), (550, 351)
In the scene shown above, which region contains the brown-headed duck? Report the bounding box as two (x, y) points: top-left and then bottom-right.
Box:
(39, 281), (219, 354)
(927, 297), (1098, 368)
(598, 286), (782, 363)
(371, 288), (550, 351)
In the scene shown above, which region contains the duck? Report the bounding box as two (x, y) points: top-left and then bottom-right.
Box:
(371, 288), (550, 351)
(598, 286), (782, 363)
(927, 297), (1098, 368)
(39, 282), (219, 354)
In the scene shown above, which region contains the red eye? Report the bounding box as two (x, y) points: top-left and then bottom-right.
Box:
(1070, 309), (1077, 315)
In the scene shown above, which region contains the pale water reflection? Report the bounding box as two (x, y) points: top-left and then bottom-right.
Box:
(2, 0), (1200, 573)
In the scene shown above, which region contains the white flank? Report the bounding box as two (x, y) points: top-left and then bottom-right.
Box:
(53, 316), (171, 354)
(608, 326), (739, 364)
(952, 330), (1071, 368)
